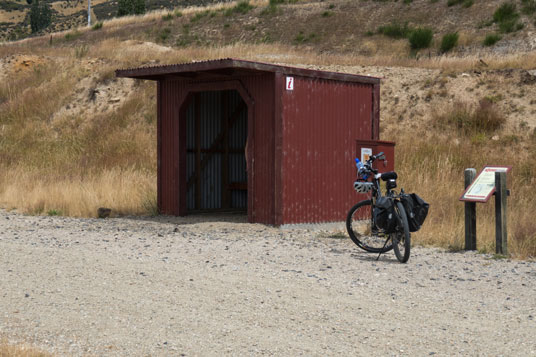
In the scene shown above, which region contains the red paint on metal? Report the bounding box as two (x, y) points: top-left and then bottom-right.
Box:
(356, 140), (396, 174)
(157, 81), (162, 211)
(372, 83), (381, 140)
(118, 59), (383, 225)
(279, 76), (374, 224)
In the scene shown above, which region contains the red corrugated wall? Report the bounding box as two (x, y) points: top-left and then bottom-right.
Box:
(278, 75), (374, 224)
(158, 75), (276, 223)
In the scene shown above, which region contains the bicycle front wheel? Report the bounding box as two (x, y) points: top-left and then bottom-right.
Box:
(392, 201), (411, 263)
(346, 200), (393, 253)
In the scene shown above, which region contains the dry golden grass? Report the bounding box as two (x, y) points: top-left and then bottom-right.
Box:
(0, 339), (49, 357)
(0, 166), (156, 217)
(390, 125), (536, 259)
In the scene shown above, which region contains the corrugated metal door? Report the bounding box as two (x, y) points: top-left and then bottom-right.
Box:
(185, 90), (247, 211)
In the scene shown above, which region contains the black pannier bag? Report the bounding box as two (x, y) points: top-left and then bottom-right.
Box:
(400, 193), (429, 232)
(373, 197), (397, 234)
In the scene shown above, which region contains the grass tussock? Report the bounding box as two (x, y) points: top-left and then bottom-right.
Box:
(432, 99), (506, 134)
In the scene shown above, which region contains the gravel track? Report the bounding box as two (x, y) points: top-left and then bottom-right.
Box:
(1, 209), (535, 356)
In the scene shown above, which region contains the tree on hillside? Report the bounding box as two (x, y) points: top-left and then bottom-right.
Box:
(117, 0), (146, 17)
(30, 0), (52, 33)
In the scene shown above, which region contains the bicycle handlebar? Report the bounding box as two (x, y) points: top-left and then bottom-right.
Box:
(357, 151), (385, 177)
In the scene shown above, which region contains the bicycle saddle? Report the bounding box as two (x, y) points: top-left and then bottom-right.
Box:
(380, 171), (398, 181)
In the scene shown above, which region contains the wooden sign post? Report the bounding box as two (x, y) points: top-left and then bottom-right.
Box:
(460, 166), (511, 254)
(464, 168), (477, 250)
(495, 171), (507, 255)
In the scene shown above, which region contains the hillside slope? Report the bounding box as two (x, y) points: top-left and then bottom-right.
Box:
(0, 0), (535, 257)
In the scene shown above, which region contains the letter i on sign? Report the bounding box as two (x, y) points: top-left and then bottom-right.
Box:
(286, 77), (294, 91)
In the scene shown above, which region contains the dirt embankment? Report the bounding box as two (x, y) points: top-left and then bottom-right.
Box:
(1, 209), (535, 356)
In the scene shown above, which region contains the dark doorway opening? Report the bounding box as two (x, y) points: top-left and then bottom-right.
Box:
(184, 90), (248, 213)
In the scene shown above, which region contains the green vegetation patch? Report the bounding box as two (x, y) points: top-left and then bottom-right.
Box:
(225, 1), (254, 16)
(0, 1), (27, 12)
(64, 30), (82, 41)
(408, 27), (433, 50)
(91, 22), (103, 31)
(440, 32), (458, 53)
(294, 31), (317, 44)
(377, 21), (412, 39)
(492, 2), (524, 33)
(521, 0), (536, 15)
(162, 13), (174, 21)
(447, 0), (472, 7)
(158, 27), (171, 42)
(483, 33), (501, 46)
(493, 3), (518, 23)
(117, 0), (145, 16)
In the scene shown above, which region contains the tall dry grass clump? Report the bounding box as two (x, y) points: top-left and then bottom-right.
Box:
(0, 56), (157, 217)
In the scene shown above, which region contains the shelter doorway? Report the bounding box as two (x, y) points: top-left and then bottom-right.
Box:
(184, 90), (248, 213)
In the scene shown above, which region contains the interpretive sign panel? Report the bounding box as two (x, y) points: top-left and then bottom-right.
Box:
(460, 166), (512, 202)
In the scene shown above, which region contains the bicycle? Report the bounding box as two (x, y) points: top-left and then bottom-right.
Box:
(346, 152), (411, 263)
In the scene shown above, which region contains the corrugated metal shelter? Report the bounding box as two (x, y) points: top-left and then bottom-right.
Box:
(116, 58), (383, 225)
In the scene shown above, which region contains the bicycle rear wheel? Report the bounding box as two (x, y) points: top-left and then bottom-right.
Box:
(346, 200), (393, 253)
(392, 201), (411, 263)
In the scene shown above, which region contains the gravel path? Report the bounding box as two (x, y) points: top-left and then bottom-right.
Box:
(1, 209), (535, 356)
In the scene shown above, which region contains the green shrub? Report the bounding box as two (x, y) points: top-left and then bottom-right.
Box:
(440, 32), (458, 53)
(403, 0), (413, 4)
(158, 27), (171, 42)
(162, 13), (173, 21)
(408, 27), (433, 50)
(521, 0), (536, 15)
(322, 11), (333, 17)
(191, 11), (208, 22)
(91, 21), (103, 30)
(174, 10), (183, 17)
(117, 0), (145, 16)
(30, 0), (51, 33)
(447, 0), (463, 6)
(294, 31), (316, 44)
(462, 0), (474, 7)
(377, 22), (412, 39)
(226, 0), (254, 15)
(483, 33), (501, 46)
(493, 3), (518, 23)
(491, 3), (524, 33)
(47, 209), (62, 216)
(64, 31), (82, 41)
(498, 18), (519, 33)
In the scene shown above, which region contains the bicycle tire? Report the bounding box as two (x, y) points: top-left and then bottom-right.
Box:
(392, 201), (411, 263)
(346, 200), (394, 253)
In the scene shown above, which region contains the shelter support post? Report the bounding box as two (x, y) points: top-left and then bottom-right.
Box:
(464, 168), (477, 250)
(495, 172), (507, 255)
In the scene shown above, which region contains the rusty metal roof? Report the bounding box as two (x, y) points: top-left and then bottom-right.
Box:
(115, 58), (380, 84)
